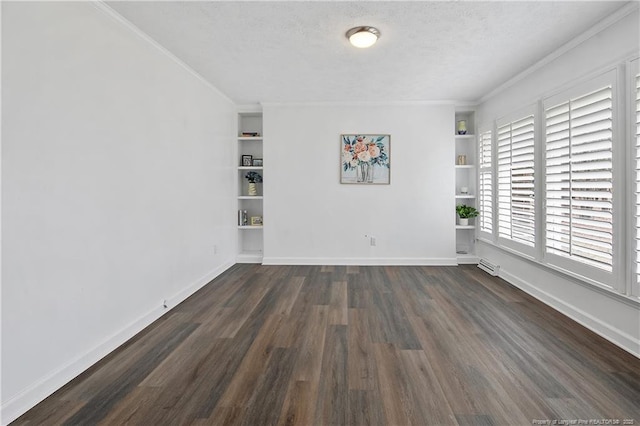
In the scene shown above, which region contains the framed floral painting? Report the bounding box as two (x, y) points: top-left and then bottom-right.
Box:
(341, 134), (390, 184)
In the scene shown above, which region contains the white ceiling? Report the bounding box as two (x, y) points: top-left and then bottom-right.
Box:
(106, 1), (628, 105)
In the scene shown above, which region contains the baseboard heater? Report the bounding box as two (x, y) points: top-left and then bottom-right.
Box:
(478, 258), (500, 276)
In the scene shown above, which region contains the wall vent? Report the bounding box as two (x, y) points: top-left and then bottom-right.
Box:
(478, 258), (500, 276)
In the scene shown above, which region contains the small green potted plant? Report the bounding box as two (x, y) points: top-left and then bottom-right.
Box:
(245, 171), (263, 196)
(456, 204), (478, 226)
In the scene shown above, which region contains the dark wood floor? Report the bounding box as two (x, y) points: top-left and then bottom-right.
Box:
(13, 264), (640, 425)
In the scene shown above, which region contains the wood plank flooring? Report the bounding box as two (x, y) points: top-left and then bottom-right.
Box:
(12, 264), (640, 425)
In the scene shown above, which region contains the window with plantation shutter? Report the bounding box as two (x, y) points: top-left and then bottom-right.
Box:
(545, 85), (613, 272)
(497, 115), (535, 247)
(478, 130), (493, 234)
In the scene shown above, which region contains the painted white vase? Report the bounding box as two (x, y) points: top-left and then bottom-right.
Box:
(457, 120), (467, 135)
(356, 162), (373, 183)
(248, 182), (257, 196)
(458, 218), (469, 226)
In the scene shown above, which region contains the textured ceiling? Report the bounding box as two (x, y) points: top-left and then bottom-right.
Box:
(106, 1), (628, 104)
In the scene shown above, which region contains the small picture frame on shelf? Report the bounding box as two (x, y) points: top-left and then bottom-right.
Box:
(241, 155), (253, 166)
(250, 216), (263, 226)
(252, 158), (263, 167)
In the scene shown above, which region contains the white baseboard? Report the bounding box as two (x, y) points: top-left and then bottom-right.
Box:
(1, 261), (234, 426)
(499, 269), (640, 359)
(261, 257), (458, 266)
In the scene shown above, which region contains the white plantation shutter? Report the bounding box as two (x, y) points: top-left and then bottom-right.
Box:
(478, 131), (493, 234)
(635, 73), (640, 288)
(497, 115), (535, 247)
(545, 85), (613, 272)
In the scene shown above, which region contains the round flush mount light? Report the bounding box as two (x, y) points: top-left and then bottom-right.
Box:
(346, 26), (380, 48)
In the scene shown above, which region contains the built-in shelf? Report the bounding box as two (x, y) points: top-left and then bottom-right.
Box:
(238, 250), (263, 255)
(455, 109), (478, 264)
(237, 111), (264, 263)
(237, 251), (263, 263)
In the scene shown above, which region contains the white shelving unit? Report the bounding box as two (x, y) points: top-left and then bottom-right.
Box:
(455, 109), (478, 264)
(236, 111), (263, 263)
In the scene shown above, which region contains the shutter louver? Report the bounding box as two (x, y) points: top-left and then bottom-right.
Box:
(497, 116), (535, 246)
(545, 86), (613, 271)
(479, 131), (493, 233)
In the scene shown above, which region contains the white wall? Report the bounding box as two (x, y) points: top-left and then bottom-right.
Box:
(1, 2), (236, 423)
(262, 103), (456, 265)
(477, 7), (640, 357)
(478, 7), (639, 121)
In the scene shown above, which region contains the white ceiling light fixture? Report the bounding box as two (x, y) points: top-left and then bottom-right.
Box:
(346, 26), (380, 48)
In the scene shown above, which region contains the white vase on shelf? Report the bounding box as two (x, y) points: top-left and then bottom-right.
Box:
(457, 120), (467, 135)
(248, 182), (257, 196)
(458, 218), (469, 226)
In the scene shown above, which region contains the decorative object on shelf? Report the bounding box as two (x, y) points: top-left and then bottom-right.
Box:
(251, 216), (263, 226)
(456, 204), (478, 226)
(241, 132), (260, 137)
(460, 186), (469, 194)
(239, 209), (248, 226)
(457, 120), (467, 135)
(341, 134), (390, 184)
(245, 171), (263, 196)
(252, 158), (263, 167)
(457, 155), (467, 165)
(242, 155), (253, 166)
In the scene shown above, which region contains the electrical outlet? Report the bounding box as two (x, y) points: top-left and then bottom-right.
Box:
(370, 236), (376, 246)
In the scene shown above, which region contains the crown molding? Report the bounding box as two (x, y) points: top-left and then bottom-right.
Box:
(260, 100), (459, 108)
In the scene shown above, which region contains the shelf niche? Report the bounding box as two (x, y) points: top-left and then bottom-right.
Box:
(237, 110), (264, 263)
(454, 109), (478, 264)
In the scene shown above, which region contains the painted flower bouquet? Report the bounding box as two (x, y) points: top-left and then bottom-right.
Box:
(342, 135), (390, 183)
